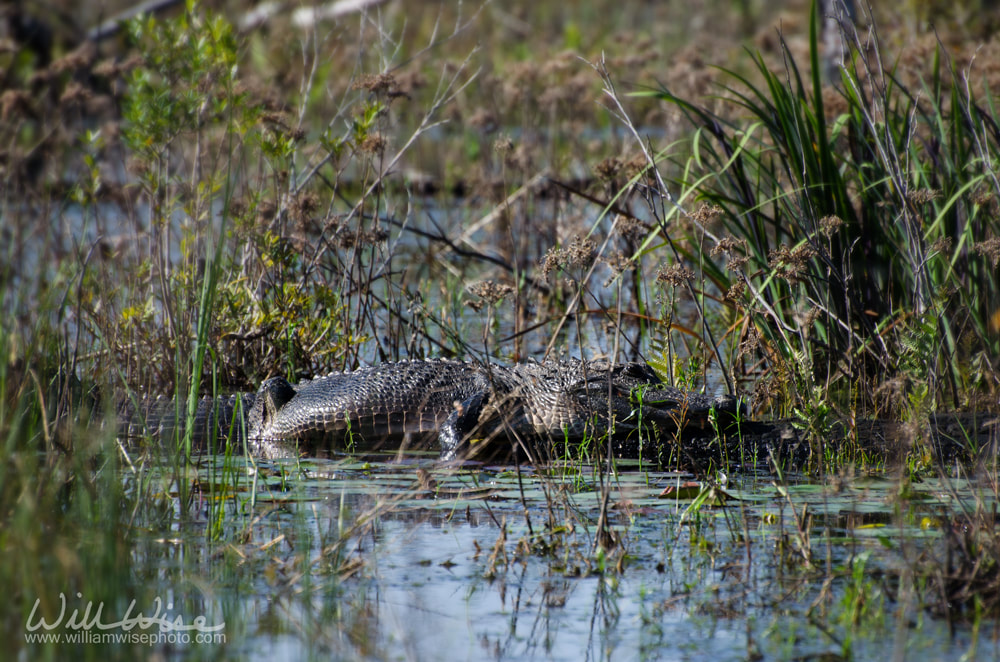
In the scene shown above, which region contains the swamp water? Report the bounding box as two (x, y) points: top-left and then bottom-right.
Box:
(31, 449), (997, 661)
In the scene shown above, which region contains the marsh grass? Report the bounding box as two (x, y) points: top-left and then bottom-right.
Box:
(1, 4), (483, 657)
(584, 0), (1000, 647)
(3, 1), (1000, 659)
(634, 2), (999, 421)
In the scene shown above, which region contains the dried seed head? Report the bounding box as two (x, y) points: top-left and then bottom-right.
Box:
(393, 69), (426, 96)
(353, 72), (405, 98)
(59, 80), (92, 107)
(689, 203), (724, 226)
(0, 90), (33, 121)
(259, 111), (290, 131)
(541, 235), (597, 277)
(623, 154), (649, 180)
(726, 255), (750, 272)
(616, 214), (648, 244)
(974, 237), (1000, 267)
(907, 189), (941, 205)
(972, 188), (995, 207)
(359, 132), (386, 154)
(819, 214), (844, 237)
(335, 225), (388, 248)
(493, 136), (513, 153)
(930, 235), (952, 255)
(796, 307), (821, 328)
(768, 244), (816, 284)
(725, 279), (746, 305)
(289, 192), (319, 223)
(711, 235), (747, 257)
(468, 280), (514, 309)
(93, 58), (123, 78)
(593, 157), (623, 181)
(739, 325), (761, 357)
(49, 42), (96, 75)
(656, 263), (695, 287)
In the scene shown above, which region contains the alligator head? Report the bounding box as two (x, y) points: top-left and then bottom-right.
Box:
(247, 376), (298, 442)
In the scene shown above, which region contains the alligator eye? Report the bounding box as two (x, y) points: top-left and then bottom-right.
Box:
(622, 363), (646, 378)
(622, 362), (659, 383)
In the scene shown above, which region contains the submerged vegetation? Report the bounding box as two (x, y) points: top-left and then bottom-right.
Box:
(2, 0), (999, 659)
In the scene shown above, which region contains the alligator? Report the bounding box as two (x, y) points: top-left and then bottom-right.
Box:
(118, 358), (742, 462)
(119, 358), (1000, 467)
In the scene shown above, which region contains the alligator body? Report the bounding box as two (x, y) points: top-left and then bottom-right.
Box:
(117, 392), (256, 451)
(117, 359), (1000, 467)
(247, 359), (740, 460)
(120, 358), (740, 461)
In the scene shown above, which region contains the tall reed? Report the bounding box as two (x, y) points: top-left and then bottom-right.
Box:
(637, 1), (999, 416)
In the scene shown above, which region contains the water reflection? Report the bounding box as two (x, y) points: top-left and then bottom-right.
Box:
(127, 453), (1000, 661)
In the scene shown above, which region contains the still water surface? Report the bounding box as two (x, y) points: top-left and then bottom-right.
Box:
(128, 453), (999, 661)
